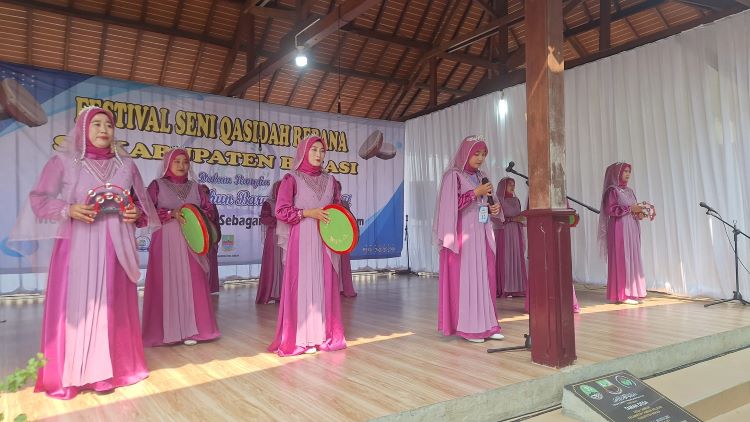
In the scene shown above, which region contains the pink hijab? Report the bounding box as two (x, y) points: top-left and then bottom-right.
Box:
(598, 162), (632, 255)
(70, 106), (119, 161)
(497, 177), (516, 198)
(433, 136), (490, 253)
(161, 148), (191, 183)
(294, 136), (326, 176)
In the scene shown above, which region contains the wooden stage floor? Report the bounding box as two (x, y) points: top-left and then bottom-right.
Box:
(2, 273), (750, 421)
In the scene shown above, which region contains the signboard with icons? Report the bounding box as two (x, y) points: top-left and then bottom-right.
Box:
(564, 370), (700, 422)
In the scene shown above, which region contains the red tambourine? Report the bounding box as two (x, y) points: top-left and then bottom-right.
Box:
(318, 204), (359, 254)
(85, 183), (134, 218)
(180, 204), (212, 255)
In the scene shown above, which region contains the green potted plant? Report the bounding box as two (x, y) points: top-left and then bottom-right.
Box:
(1, 354), (46, 422)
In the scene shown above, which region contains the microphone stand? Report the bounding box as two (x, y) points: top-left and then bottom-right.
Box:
(488, 162), (597, 354)
(395, 214), (419, 276)
(702, 207), (750, 307)
(505, 162), (600, 214)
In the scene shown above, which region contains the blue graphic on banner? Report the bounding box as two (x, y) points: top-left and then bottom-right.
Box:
(351, 183), (404, 259)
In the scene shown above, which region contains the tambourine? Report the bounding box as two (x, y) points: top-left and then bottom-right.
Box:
(85, 183), (134, 218)
(636, 202), (656, 221)
(318, 204), (359, 254)
(180, 204), (219, 255)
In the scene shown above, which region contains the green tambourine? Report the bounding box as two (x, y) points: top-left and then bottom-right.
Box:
(180, 204), (213, 255)
(318, 204), (359, 254)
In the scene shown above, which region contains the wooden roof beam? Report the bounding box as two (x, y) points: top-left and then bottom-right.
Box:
(244, 3), (297, 20)
(434, 52), (499, 69)
(472, 0), (498, 18)
(564, 0), (668, 38)
(9, 0), (233, 48)
(675, 0), (735, 11)
(238, 3), (434, 51)
(340, 24), (432, 51)
(223, 0), (381, 97)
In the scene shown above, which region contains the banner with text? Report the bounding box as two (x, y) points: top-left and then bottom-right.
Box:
(0, 62), (404, 272)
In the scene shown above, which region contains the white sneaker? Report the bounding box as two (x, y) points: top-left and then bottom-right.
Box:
(304, 347), (317, 354)
(488, 333), (505, 340)
(183, 339), (198, 346)
(623, 299), (639, 305)
(465, 338), (485, 343)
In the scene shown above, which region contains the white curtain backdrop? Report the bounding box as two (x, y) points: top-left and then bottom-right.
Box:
(404, 10), (750, 299)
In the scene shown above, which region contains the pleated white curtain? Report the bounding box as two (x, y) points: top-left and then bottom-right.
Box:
(404, 10), (750, 299)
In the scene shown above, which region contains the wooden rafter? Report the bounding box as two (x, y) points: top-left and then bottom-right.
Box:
(382, 0), (474, 119)
(26, 8), (32, 65)
(473, 0), (497, 18)
(387, 7), (525, 118)
(214, 0), (254, 94)
(676, 0), (734, 11)
(189, 0), (219, 90)
(600, 0), (611, 51)
(367, 0), (442, 118)
(284, 0), (317, 107)
(96, 0), (114, 75)
(396, 4), (489, 119)
(158, 0), (186, 86)
(6, 0), (232, 48)
(224, 0), (380, 97)
(345, 0), (395, 115)
(128, 0), (149, 80)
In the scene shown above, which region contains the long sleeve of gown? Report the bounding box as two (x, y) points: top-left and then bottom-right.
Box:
(458, 190), (477, 210)
(147, 180), (173, 224)
(198, 184), (217, 221)
(130, 190), (148, 228)
(260, 201), (276, 227)
(606, 189), (631, 218)
(275, 174), (302, 225)
(29, 156), (69, 220)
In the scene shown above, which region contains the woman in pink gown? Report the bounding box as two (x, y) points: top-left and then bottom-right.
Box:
(434, 136), (504, 343)
(15, 106), (159, 399)
(256, 181), (283, 304)
(141, 148), (221, 346)
(269, 136), (346, 356)
(599, 162), (647, 305)
(494, 177), (527, 298)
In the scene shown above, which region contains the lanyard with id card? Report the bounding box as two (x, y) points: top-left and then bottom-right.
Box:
(473, 173), (490, 224)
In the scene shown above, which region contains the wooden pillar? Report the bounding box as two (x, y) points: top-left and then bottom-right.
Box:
(524, 0), (576, 368)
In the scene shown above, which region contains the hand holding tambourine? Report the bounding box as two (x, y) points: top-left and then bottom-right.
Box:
(84, 183), (135, 219)
(179, 204), (220, 255)
(633, 202), (656, 221)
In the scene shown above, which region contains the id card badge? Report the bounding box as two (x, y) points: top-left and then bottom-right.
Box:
(478, 205), (489, 224)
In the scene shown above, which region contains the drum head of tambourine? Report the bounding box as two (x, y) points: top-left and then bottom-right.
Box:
(180, 204), (210, 255)
(318, 204), (359, 254)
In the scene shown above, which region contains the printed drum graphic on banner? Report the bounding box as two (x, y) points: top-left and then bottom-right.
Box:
(0, 61), (405, 273)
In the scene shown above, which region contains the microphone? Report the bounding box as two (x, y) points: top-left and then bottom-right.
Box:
(699, 202), (717, 214)
(505, 161), (515, 173)
(481, 177), (495, 205)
